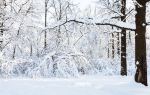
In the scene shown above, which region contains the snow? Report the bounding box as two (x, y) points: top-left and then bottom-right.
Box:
(1, 1), (150, 95)
(0, 76), (149, 95)
(72, 0), (93, 10)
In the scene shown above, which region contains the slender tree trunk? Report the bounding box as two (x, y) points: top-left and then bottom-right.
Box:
(120, 0), (127, 76)
(107, 33), (110, 58)
(30, 43), (33, 56)
(128, 31), (132, 44)
(12, 45), (16, 59)
(44, 0), (47, 49)
(135, 0), (147, 86)
(56, 1), (62, 48)
(111, 33), (115, 59)
(117, 32), (120, 55)
(0, 1), (4, 52)
(12, 27), (20, 59)
(0, 22), (3, 52)
(108, 40), (110, 58)
(10, 0), (13, 11)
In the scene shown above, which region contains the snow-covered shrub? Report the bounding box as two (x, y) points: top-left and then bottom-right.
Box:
(29, 47), (95, 78)
(0, 46), (97, 78)
(0, 58), (37, 78)
(91, 58), (120, 75)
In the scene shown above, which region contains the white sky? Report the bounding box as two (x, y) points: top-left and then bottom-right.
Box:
(72, 0), (134, 10)
(72, 0), (95, 10)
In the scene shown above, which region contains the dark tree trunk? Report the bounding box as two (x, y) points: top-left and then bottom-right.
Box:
(12, 27), (20, 59)
(108, 41), (110, 58)
(30, 43), (33, 56)
(0, 22), (3, 52)
(0, 2), (4, 52)
(112, 33), (115, 59)
(117, 32), (120, 55)
(120, 0), (127, 76)
(135, 0), (148, 86)
(107, 33), (110, 58)
(12, 45), (16, 59)
(44, 0), (48, 49)
(128, 31), (132, 44)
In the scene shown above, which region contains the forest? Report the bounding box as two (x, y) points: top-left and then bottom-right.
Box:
(0, 0), (150, 95)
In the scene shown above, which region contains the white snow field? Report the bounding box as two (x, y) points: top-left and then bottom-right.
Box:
(0, 76), (149, 95)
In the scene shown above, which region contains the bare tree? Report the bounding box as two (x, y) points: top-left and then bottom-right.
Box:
(120, 0), (127, 76)
(111, 33), (115, 59)
(134, 0), (150, 86)
(11, 0), (32, 59)
(44, 0), (49, 49)
(0, 0), (6, 52)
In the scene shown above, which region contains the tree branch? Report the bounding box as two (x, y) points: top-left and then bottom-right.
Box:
(146, 0), (150, 2)
(45, 19), (136, 31)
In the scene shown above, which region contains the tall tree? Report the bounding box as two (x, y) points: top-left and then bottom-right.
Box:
(117, 32), (120, 56)
(12, 0), (32, 59)
(120, 0), (127, 75)
(134, 0), (149, 86)
(0, 0), (6, 52)
(44, 0), (49, 49)
(112, 33), (115, 59)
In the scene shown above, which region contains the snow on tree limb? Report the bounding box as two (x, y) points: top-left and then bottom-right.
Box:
(44, 19), (136, 31)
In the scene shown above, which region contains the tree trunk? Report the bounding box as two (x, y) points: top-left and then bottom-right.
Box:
(135, 0), (148, 86)
(0, 1), (4, 52)
(0, 22), (3, 52)
(12, 45), (16, 59)
(117, 32), (120, 55)
(107, 33), (110, 58)
(30, 43), (33, 56)
(121, 0), (127, 76)
(44, 0), (48, 49)
(128, 31), (132, 44)
(108, 40), (110, 58)
(111, 33), (115, 59)
(12, 27), (20, 59)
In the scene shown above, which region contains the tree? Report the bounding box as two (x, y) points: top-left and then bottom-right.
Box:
(44, 0), (49, 49)
(49, 0), (74, 48)
(0, 0), (6, 52)
(11, 0), (32, 59)
(111, 33), (115, 59)
(120, 0), (127, 76)
(134, 0), (149, 86)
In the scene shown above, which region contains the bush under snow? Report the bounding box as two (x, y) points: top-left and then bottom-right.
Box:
(0, 48), (97, 78)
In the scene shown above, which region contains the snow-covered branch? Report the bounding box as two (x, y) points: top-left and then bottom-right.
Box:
(44, 19), (136, 31)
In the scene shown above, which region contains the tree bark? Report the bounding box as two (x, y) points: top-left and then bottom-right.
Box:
(112, 33), (115, 59)
(117, 32), (120, 55)
(44, 0), (48, 49)
(135, 0), (148, 86)
(12, 45), (16, 59)
(0, 0), (7, 52)
(30, 43), (33, 56)
(0, 1), (4, 52)
(0, 22), (3, 52)
(108, 39), (110, 58)
(121, 0), (127, 76)
(12, 26), (20, 59)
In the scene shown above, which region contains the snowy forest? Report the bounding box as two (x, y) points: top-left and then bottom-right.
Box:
(0, 0), (150, 95)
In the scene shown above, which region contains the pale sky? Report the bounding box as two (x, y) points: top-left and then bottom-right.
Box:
(72, 0), (95, 10)
(72, 0), (134, 10)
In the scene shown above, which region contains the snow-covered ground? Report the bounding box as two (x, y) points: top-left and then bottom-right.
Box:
(0, 76), (149, 95)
